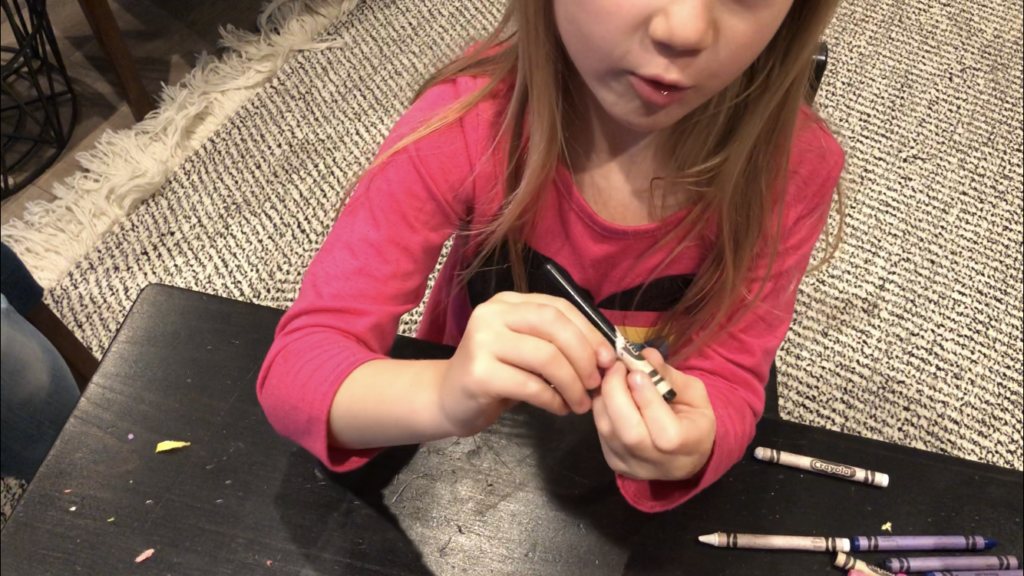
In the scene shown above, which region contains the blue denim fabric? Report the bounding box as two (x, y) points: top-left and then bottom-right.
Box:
(1, 243), (44, 317)
(1, 294), (80, 481)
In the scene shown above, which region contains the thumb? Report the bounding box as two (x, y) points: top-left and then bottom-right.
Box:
(627, 370), (680, 449)
(641, 348), (712, 410)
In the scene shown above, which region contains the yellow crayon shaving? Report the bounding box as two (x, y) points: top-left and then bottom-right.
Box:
(882, 522), (893, 533)
(155, 441), (191, 453)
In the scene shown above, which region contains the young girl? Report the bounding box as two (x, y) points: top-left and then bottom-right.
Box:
(258, 0), (845, 513)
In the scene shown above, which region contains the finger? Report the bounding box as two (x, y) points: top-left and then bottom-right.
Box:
(597, 434), (633, 478)
(641, 348), (712, 409)
(591, 389), (614, 439)
(500, 300), (609, 390)
(627, 370), (685, 453)
(497, 292), (617, 369)
(493, 332), (592, 414)
(601, 362), (650, 450)
(488, 361), (571, 417)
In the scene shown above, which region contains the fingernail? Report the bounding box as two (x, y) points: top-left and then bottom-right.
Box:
(600, 347), (616, 365)
(628, 373), (647, 390)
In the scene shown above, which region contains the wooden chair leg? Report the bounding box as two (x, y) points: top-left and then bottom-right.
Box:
(74, 0), (154, 121)
(25, 303), (99, 393)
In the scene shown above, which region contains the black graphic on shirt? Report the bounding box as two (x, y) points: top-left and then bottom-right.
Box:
(465, 243), (695, 315)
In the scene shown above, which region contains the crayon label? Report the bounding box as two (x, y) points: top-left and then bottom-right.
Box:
(621, 340), (645, 361)
(810, 459), (857, 479)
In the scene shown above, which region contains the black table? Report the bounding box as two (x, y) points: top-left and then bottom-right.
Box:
(2, 285), (1021, 575)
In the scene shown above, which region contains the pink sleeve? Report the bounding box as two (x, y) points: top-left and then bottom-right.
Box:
(256, 78), (484, 472)
(618, 120), (845, 512)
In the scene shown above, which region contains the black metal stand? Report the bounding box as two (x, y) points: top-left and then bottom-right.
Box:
(1, 0), (76, 200)
(810, 41), (829, 101)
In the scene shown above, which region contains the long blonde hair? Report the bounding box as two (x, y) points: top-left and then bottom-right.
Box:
(372, 0), (845, 360)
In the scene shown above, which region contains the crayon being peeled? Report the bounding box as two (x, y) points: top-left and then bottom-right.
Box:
(541, 260), (676, 403)
(923, 571), (1024, 576)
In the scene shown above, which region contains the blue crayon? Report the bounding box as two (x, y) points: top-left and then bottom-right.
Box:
(923, 571), (1023, 576)
(852, 536), (999, 552)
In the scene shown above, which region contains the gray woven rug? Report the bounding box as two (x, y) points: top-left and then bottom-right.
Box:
(45, 0), (1023, 482)
(1, 478), (27, 531)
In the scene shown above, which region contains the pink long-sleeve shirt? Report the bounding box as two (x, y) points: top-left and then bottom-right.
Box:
(257, 75), (844, 513)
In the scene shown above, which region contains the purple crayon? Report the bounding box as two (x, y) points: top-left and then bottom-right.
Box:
(885, 556), (1020, 573)
(852, 536), (999, 552)
(923, 572), (1024, 576)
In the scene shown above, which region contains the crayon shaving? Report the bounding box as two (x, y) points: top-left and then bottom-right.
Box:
(881, 522), (893, 534)
(155, 441), (191, 453)
(267, 560), (273, 567)
(135, 549), (155, 564)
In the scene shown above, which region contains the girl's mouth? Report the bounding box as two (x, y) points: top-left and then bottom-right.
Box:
(629, 74), (690, 107)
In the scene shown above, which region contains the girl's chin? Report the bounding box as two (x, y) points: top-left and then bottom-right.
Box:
(606, 106), (690, 134)
(600, 93), (696, 133)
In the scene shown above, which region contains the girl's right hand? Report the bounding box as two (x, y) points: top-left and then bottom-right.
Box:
(438, 292), (618, 438)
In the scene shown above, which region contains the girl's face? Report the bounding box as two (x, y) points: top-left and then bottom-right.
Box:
(554, 0), (796, 134)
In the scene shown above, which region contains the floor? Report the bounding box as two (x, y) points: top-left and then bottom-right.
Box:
(1, 0), (268, 227)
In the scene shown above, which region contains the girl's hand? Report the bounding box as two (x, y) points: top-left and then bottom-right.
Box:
(592, 348), (717, 481)
(439, 292), (618, 438)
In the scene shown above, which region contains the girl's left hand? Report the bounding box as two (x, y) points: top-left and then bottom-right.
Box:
(592, 348), (717, 481)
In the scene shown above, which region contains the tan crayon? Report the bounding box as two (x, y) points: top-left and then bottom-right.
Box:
(754, 447), (890, 488)
(835, 552), (897, 576)
(699, 532), (850, 552)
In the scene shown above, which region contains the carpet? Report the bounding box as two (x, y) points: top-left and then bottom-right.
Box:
(1, 0), (359, 288)
(33, 0), (1024, 488)
(1, 478), (27, 532)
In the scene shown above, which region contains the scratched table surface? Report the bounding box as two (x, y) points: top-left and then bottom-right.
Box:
(2, 285), (1021, 575)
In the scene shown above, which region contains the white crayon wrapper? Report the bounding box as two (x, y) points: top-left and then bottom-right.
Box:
(701, 532), (850, 552)
(755, 447), (890, 488)
(834, 552), (896, 576)
(614, 334), (676, 401)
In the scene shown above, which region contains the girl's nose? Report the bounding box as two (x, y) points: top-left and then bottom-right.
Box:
(649, 0), (716, 55)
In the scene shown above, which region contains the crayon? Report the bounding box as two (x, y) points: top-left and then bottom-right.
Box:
(852, 536), (998, 552)
(923, 571), (1024, 576)
(754, 447), (889, 488)
(925, 565), (1019, 569)
(541, 260), (676, 402)
(835, 552), (897, 576)
(884, 556), (1020, 573)
(698, 532), (850, 552)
